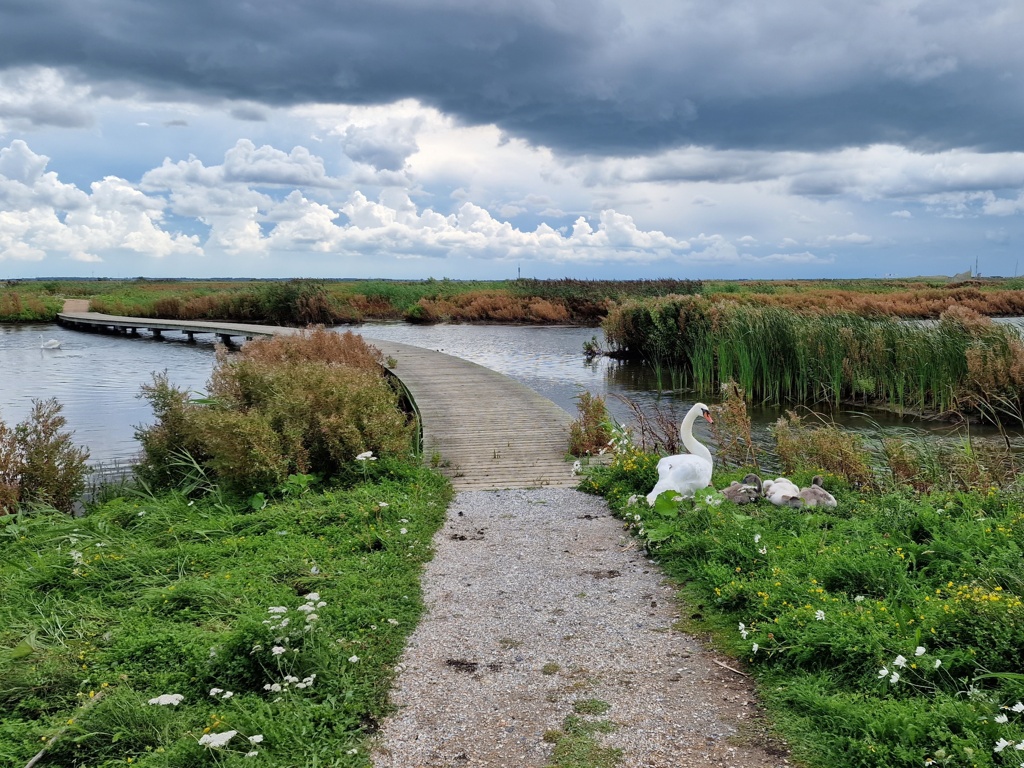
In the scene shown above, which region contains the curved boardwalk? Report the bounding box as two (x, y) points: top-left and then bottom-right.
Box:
(57, 310), (577, 491)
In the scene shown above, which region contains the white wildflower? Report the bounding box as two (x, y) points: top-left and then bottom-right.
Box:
(209, 688), (223, 697)
(571, 460), (582, 476)
(934, 659), (942, 669)
(400, 528), (408, 535)
(996, 714), (1009, 724)
(893, 655), (907, 668)
(148, 693), (184, 706)
(754, 534), (761, 543)
(815, 610), (825, 621)
(199, 730), (237, 749)
(306, 613), (318, 622)
(221, 691), (233, 700)
(297, 604), (316, 613)
(751, 643), (759, 654)
(1012, 702), (1024, 713)
(271, 646), (287, 656)
(878, 667), (889, 678)
(759, 547), (767, 555)
(248, 735), (264, 744)
(387, 618), (399, 625)
(994, 738), (1012, 753)
(627, 495), (638, 506)
(349, 655), (360, 663)
(378, 502), (389, 508)
(890, 672), (900, 683)
(304, 592), (320, 601)
(738, 622), (749, 639)
(915, 646), (926, 656)
(854, 595), (865, 602)
(245, 751), (259, 758)
(355, 451), (376, 461)
(267, 606), (288, 614)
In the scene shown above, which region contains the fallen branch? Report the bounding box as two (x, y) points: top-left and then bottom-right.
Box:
(712, 659), (750, 677)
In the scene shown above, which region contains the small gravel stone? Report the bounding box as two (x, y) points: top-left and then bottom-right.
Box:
(372, 488), (788, 767)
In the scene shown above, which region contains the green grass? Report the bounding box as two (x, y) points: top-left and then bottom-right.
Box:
(0, 462), (452, 767)
(543, 714), (621, 768)
(582, 452), (1024, 768)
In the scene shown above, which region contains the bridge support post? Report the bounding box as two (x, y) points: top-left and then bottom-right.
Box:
(151, 329), (163, 339)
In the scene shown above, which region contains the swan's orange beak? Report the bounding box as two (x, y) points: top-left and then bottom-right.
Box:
(702, 410), (713, 423)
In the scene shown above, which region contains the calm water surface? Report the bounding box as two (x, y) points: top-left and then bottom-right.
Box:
(2, 320), (1014, 468)
(1, 323), (215, 466)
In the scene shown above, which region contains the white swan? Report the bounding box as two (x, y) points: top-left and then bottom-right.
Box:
(798, 476), (837, 508)
(762, 477), (802, 507)
(646, 402), (714, 505)
(721, 473), (763, 505)
(40, 335), (61, 349)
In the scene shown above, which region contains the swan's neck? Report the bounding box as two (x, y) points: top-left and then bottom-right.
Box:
(680, 408), (713, 465)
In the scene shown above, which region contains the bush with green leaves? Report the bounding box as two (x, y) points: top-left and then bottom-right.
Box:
(0, 398), (90, 514)
(135, 330), (415, 495)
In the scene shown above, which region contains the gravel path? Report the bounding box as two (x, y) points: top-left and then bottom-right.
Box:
(372, 489), (790, 768)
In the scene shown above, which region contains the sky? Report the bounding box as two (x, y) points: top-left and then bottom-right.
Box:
(1, 1), (1024, 281)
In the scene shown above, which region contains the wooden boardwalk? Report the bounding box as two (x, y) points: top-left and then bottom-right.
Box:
(366, 338), (577, 491)
(57, 310), (577, 492)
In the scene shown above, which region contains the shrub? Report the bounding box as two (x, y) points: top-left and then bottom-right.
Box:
(709, 381), (759, 469)
(772, 411), (874, 487)
(135, 330), (414, 495)
(0, 398), (90, 514)
(567, 392), (612, 456)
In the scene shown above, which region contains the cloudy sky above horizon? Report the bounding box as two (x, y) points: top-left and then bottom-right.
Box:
(2, 0), (1024, 281)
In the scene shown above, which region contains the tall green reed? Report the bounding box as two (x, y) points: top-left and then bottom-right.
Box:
(603, 299), (1023, 416)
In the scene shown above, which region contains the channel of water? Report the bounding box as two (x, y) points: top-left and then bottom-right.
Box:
(1, 320), (1017, 469)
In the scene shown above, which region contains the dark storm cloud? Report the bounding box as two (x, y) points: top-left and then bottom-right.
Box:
(2, 0), (1022, 155)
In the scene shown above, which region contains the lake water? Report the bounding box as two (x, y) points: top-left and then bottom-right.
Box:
(1, 320), (1014, 469)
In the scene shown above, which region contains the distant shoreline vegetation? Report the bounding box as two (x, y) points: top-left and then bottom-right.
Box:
(4, 275), (1024, 325)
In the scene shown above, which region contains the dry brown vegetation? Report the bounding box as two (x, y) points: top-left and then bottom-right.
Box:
(773, 411), (875, 488)
(409, 291), (572, 323)
(709, 381), (759, 469)
(729, 286), (1024, 318)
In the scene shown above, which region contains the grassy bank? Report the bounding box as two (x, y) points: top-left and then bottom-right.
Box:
(1, 325), (455, 766)
(0, 461), (452, 767)
(581, 415), (1024, 768)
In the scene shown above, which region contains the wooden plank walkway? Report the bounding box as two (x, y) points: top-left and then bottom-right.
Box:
(366, 338), (577, 491)
(57, 310), (578, 492)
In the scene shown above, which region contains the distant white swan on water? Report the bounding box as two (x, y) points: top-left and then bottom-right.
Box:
(40, 336), (61, 349)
